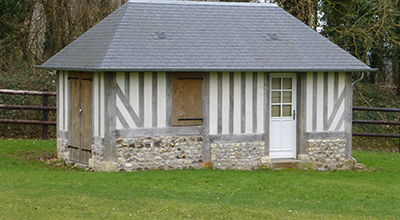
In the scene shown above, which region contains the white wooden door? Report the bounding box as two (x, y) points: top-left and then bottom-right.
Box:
(269, 73), (296, 159)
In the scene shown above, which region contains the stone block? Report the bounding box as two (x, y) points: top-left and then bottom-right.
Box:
(328, 165), (336, 170)
(116, 138), (123, 144)
(315, 162), (323, 168)
(211, 149), (220, 154)
(58, 152), (68, 161)
(201, 162), (213, 169)
(355, 163), (366, 170)
(99, 162), (117, 172)
(261, 156), (271, 164)
(344, 159), (355, 167)
(88, 158), (95, 168)
(298, 154), (310, 161)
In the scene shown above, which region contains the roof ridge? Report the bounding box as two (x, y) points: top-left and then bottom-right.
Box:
(128, 0), (278, 7)
(99, 3), (131, 69)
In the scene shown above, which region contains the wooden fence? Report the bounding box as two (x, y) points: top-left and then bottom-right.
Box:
(353, 106), (400, 151)
(1, 89), (400, 145)
(0, 89), (56, 140)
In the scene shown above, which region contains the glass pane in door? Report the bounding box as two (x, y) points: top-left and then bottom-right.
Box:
(282, 91), (292, 103)
(282, 105), (292, 117)
(271, 91), (281, 103)
(271, 105), (281, 117)
(283, 78), (292, 89)
(271, 78), (281, 89)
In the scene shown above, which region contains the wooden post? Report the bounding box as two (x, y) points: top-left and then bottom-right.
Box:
(42, 89), (49, 140)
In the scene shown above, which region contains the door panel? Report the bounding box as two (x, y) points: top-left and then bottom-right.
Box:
(269, 73), (297, 159)
(80, 73), (92, 163)
(69, 73), (80, 162)
(68, 72), (92, 164)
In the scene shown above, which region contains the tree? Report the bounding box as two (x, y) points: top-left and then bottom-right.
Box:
(40, 0), (127, 61)
(0, 0), (127, 91)
(0, 0), (36, 70)
(272, 0), (319, 30)
(320, 0), (400, 86)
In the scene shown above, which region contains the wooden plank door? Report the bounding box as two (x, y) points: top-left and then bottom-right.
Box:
(68, 72), (92, 164)
(269, 73), (297, 159)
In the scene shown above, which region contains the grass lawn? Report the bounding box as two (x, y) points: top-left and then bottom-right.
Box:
(0, 139), (399, 219)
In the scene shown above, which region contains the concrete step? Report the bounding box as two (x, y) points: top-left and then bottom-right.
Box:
(271, 159), (301, 169)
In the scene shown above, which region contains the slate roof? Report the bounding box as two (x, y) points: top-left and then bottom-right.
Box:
(36, 0), (373, 72)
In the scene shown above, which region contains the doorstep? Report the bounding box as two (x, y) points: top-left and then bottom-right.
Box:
(271, 159), (302, 170)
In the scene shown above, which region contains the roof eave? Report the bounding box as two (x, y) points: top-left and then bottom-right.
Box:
(35, 65), (378, 73)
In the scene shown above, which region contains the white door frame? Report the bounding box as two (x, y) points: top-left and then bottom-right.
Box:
(269, 73), (297, 159)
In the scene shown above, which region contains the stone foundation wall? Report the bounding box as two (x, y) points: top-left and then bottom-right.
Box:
(115, 136), (203, 171)
(210, 142), (267, 170)
(306, 139), (354, 170)
(57, 138), (69, 160)
(89, 143), (105, 170)
(59, 134), (355, 171)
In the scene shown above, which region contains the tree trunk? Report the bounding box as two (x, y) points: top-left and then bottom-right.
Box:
(308, 0), (313, 28)
(313, 0), (318, 30)
(42, 0), (55, 61)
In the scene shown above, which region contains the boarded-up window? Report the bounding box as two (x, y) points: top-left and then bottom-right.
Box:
(172, 73), (203, 126)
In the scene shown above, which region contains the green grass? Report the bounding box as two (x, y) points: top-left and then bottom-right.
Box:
(1, 140), (400, 219)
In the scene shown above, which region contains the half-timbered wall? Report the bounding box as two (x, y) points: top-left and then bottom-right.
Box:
(208, 72), (266, 135)
(57, 70), (356, 171)
(92, 72), (106, 138)
(115, 72), (168, 130)
(56, 71), (69, 160)
(306, 72), (348, 132)
(57, 71), (69, 133)
(302, 71), (353, 167)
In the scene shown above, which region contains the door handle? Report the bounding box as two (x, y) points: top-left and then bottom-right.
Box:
(79, 109), (82, 113)
(293, 110), (296, 120)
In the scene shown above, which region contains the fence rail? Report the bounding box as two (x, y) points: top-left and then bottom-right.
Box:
(353, 106), (400, 151)
(0, 104), (57, 111)
(0, 89), (56, 96)
(0, 89), (56, 140)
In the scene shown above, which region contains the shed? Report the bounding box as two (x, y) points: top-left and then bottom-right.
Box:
(36, 0), (374, 171)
